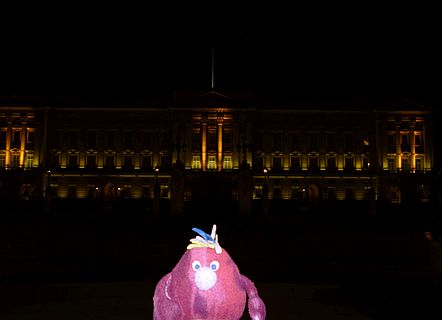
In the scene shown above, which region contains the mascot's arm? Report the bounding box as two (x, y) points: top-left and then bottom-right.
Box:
(240, 274), (266, 320)
(153, 273), (182, 320)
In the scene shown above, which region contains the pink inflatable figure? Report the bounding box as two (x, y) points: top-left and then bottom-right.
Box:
(153, 225), (266, 320)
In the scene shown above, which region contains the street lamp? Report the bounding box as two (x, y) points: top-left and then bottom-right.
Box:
(154, 165), (161, 216)
(46, 170), (51, 198)
(262, 167), (269, 216)
(154, 166), (160, 184)
(263, 167), (268, 185)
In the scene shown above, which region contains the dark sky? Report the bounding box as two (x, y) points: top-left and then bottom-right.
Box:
(0, 1), (438, 104)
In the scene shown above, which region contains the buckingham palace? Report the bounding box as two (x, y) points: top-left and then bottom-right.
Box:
(0, 91), (435, 216)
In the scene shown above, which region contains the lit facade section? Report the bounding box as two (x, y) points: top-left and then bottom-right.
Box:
(0, 100), (434, 205)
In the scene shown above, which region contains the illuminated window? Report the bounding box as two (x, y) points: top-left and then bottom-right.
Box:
(105, 154), (114, 169)
(161, 186), (169, 198)
(387, 134), (396, 153)
(272, 156), (282, 171)
(223, 155), (232, 169)
(11, 153), (20, 168)
(362, 156), (370, 170)
(416, 158), (423, 171)
(401, 158), (409, 172)
(388, 158), (396, 172)
(401, 134), (408, 145)
(401, 134), (410, 152)
(209, 132), (216, 146)
(344, 157), (354, 171)
(13, 130), (21, 142)
(12, 130), (21, 148)
(86, 154), (97, 169)
(415, 134), (422, 145)
(290, 156), (301, 172)
(160, 153), (170, 170)
(255, 155), (264, 171)
(309, 156), (319, 171)
(362, 136), (370, 146)
(123, 155), (133, 169)
(208, 155), (217, 170)
(223, 131), (231, 144)
(192, 155), (201, 169)
(68, 155), (78, 168)
(25, 153), (33, 169)
(27, 130), (34, 144)
(327, 157), (336, 171)
(0, 154), (5, 168)
(193, 131), (201, 146)
(141, 155), (152, 170)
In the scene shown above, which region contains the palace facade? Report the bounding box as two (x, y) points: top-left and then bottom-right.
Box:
(0, 92), (434, 214)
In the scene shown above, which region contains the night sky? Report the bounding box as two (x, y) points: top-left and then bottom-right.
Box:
(0, 1), (438, 104)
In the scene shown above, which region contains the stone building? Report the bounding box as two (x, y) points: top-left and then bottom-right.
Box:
(0, 93), (434, 214)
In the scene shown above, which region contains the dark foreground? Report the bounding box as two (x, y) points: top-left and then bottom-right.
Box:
(1, 202), (441, 319)
(1, 278), (441, 320)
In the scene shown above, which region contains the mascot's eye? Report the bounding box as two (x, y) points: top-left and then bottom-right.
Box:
(192, 260), (201, 271)
(210, 261), (220, 271)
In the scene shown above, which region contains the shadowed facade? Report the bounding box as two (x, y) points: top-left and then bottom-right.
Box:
(0, 93), (435, 216)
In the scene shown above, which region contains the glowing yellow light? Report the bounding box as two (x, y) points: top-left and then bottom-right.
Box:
(202, 124), (207, 170)
(218, 123), (223, 171)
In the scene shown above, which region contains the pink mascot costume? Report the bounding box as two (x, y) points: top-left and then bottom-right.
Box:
(153, 225), (266, 319)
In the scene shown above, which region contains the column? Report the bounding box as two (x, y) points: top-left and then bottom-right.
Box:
(218, 121), (223, 171)
(410, 125), (415, 171)
(202, 122), (207, 171)
(396, 124), (401, 170)
(20, 123), (26, 167)
(5, 123), (11, 167)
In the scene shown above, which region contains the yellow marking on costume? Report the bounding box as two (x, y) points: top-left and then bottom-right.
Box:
(187, 242), (217, 250)
(187, 224), (223, 254)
